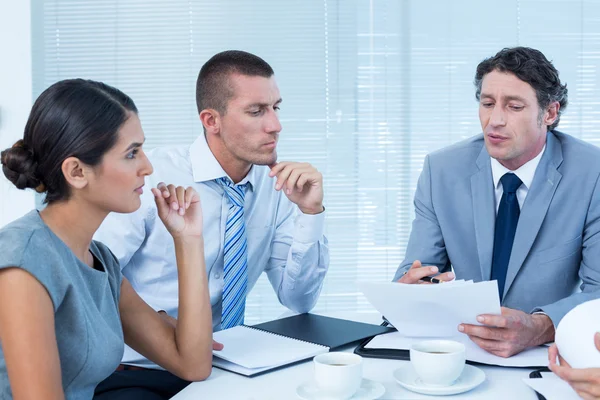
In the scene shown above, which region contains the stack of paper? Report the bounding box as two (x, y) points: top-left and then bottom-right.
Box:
(359, 280), (548, 367)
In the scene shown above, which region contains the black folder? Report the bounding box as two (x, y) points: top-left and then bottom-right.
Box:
(353, 320), (409, 360)
(528, 368), (551, 400)
(252, 313), (395, 349)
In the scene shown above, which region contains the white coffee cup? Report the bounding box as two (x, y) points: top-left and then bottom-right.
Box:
(313, 352), (363, 399)
(410, 340), (466, 387)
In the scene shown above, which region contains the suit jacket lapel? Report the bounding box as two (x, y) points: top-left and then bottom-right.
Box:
(503, 132), (563, 298)
(471, 145), (496, 281)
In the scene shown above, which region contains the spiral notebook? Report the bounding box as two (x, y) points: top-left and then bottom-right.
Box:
(212, 313), (394, 377)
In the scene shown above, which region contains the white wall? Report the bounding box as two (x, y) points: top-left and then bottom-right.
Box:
(0, 0), (34, 227)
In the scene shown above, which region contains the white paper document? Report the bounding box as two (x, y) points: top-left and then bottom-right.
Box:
(359, 280), (548, 367)
(523, 372), (581, 400)
(359, 280), (501, 337)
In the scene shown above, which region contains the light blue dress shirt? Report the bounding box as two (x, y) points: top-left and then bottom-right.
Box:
(95, 135), (329, 367)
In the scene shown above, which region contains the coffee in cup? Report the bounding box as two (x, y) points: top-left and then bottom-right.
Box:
(313, 352), (363, 399)
(410, 340), (466, 386)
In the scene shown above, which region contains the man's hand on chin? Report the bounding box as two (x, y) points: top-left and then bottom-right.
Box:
(269, 162), (324, 214)
(458, 307), (555, 358)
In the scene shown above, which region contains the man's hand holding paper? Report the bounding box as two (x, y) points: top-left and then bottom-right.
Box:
(397, 260), (555, 358)
(359, 280), (550, 367)
(458, 307), (555, 358)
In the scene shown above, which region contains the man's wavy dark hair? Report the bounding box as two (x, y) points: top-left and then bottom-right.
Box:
(474, 47), (568, 131)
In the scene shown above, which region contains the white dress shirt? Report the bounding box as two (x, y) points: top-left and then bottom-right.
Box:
(95, 135), (329, 367)
(490, 145), (546, 214)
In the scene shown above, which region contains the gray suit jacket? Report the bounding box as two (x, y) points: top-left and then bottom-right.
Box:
(394, 131), (600, 325)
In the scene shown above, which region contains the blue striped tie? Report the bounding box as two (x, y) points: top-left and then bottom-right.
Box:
(217, 177), (249, 329)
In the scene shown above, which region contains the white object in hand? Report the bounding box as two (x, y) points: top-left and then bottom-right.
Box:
(410, 340), (466, 386)
(555, 298), (600, 369)
(313, 352), (363, 399)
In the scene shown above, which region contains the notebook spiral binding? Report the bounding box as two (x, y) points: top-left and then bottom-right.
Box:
(243, 325), (330, 349)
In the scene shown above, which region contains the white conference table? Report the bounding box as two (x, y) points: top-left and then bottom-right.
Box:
(171, 311), (542, 400)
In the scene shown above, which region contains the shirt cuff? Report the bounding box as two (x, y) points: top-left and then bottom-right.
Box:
(293, 209), (325, 244)
(532, 309), (556, 326)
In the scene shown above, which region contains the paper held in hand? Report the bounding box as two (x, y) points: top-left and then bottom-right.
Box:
(359, 280), (548, 367)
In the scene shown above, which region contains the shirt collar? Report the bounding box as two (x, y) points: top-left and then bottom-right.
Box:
(490, 144), (546, 191)
(188, 135), (257, 189)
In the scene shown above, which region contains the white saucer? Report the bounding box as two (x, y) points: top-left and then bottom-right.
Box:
(393, 364), (485, 396)
(296, 378), (385, 400)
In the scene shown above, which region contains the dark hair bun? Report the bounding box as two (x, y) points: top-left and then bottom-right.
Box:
(1, 140), (44, 192)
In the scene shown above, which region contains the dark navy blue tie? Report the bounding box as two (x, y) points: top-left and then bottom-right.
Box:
(491, 173), (523, 300)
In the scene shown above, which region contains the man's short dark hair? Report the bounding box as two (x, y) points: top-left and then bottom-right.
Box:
(196, 50), (274, 115)
(474, 47), (568, 131)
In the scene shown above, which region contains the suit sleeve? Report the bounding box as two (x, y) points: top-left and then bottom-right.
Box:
(393, 155), (451, 281)
(535, 174), (600, 324)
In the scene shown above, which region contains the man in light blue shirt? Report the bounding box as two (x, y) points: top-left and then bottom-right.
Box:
(94, 50), (329, 398)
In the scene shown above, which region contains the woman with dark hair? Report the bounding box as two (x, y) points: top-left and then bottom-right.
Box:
(0, 79), (213, 399)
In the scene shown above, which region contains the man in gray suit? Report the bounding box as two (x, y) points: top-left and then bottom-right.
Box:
(394, 47), (600, 357)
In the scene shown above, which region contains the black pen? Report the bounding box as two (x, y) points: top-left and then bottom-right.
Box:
(420, 276), (443, 284)
(402, 270), (444, 284)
